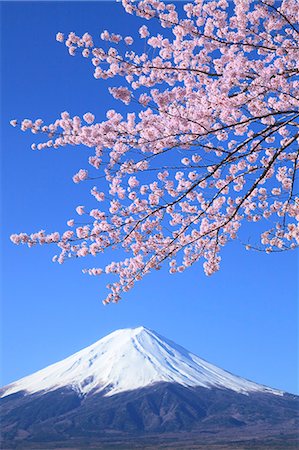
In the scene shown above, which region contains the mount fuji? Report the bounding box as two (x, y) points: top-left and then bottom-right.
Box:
(0, 326), (283, 399)
(1, 327), (298, 449)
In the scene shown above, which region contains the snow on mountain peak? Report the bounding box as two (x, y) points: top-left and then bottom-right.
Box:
(1, 327), (283, 399)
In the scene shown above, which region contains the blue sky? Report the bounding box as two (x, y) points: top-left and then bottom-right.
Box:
(1, 1), (298, 394)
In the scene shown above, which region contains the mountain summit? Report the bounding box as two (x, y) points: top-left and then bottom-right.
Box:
(1, 326), (281, 399)
(1, 327), (298, 449)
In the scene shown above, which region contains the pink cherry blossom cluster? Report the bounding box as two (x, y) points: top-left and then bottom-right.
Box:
(11, 0), (299, 304)
(109, 86), (132, 104)
(73, 169), (89, 183)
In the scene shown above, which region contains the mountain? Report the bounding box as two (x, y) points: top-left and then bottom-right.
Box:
(0, 326), (283, 399)
(1, 327), (298, 449)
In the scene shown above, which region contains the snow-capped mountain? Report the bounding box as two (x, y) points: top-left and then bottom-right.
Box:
(1, 327), (298, 449)
(0, 326), (282, 398)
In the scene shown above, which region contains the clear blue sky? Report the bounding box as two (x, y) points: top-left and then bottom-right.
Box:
(1, 1), (298, 395)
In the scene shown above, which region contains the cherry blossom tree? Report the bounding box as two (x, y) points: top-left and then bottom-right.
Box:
(10, 0), (299, 304)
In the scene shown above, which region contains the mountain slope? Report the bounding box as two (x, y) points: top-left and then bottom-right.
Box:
(0, 326), (283, 399)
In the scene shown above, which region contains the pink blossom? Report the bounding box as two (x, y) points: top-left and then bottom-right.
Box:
(56, 32), (64, 42)
(83, 112), (95, 124)
(100, 30), (110, 41)
(181, 158), (190, 166)
(76, 206), (85, 215)
(139, 25), (149, 38)
(91, 187), (105, 202)
(68, 46), (76, 56)
(73, 169), (88, 183)
(82, 49), (90, 58)
(124, 36), (134, 45)
(109, 86), (132, 104)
